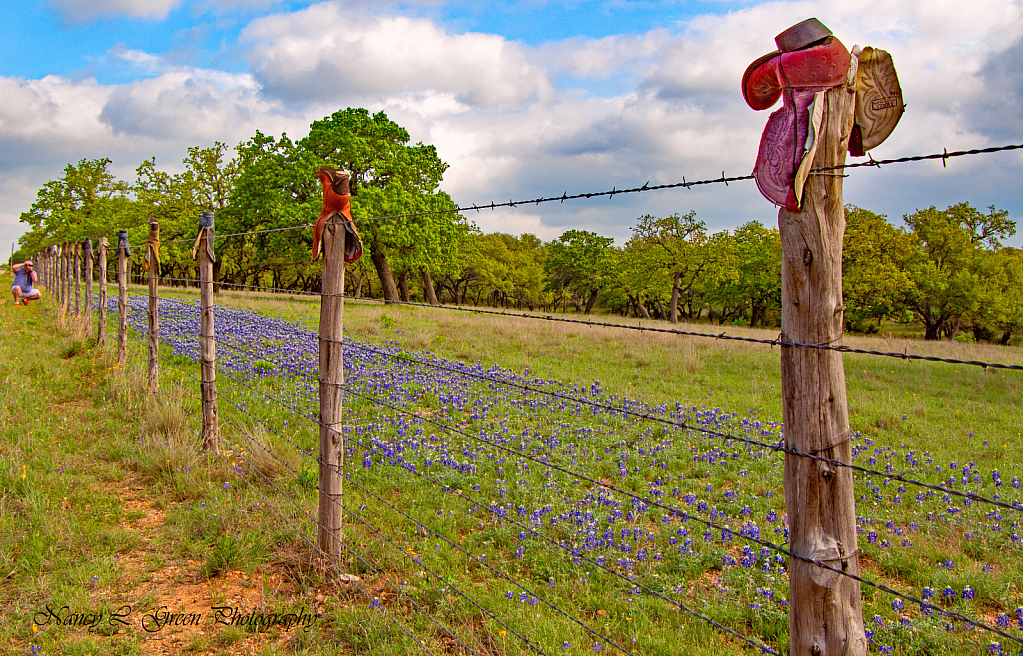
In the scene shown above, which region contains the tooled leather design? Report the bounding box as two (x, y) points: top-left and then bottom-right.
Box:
(755, 88), (818, 210)
(852, 47), (904, 154)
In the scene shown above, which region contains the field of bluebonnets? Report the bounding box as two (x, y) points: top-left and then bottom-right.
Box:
(113, 287), (1023, 656)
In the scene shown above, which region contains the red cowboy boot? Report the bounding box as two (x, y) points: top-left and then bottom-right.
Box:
(312, 166), (363, 263)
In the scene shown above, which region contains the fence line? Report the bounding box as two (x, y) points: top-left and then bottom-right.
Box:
(176, 355), (645, 656)
(45, 279), (1023, 654)
(341, 383), (1023, 650)
(28, 134), (1023, 653)
(118, 293), (1023, 520)
(159, 356), (479, 656)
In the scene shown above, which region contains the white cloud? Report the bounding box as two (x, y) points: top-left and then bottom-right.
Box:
(48, 0), (180, 23)
(241, 1), (553, 106)
(0, 66), (310, 250)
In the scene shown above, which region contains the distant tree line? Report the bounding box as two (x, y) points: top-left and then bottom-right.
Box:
(16, 108), (1020, 343)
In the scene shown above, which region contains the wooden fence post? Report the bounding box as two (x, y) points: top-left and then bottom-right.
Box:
(83, 239), (93, 328)
(197, 212), (219, 451)
(97, 237), (107, 346)
(779, 64), (866, 654)
(318, 212), (347, 563)
(117, 231), (129, 367)
(57, 244), (64, 309)
(64, 243), (72, 312)
(146, 220), (160, 393)
(74, 241), (81, 316)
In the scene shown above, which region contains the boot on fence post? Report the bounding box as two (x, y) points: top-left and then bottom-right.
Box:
(83, 238), (93, 329)
(97, 237), (107, 346)
(194, 212), (219, 452)
(144, 220), (160, 393)
(74, 241), (81, 317)
(117, 230), (130, 368)
(740, 18), (902, 656)
(314, 166), (364, 566)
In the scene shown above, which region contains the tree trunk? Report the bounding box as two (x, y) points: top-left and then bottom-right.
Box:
(778, 78), (866, 656)
(421, 269), (439, 305)
(654, 298), (667, 320)
(923, 316), (943, 340)
(1000, 331), (1012, 346)
(750, 304), (763, 328)
(354, 272), (364, 298)
(669, 271), (680, 324)
(371, 250), (400, 302)
(636, 297), (651, 320)
(584, 289), (599, 314)
(398, 269), (410, 302)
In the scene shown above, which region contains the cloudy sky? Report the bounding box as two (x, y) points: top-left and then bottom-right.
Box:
(2, 0), (1022, 254)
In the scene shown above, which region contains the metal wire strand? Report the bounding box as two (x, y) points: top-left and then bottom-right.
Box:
(342, 384), (1023, 649)
(211, 380), (546, 656)
(145, 303), (1023, 516)
(164, 282), (1023, 372)
(336, 338), (1023, 514)
(346, 475), (636, 656)
(98, 140), (1023, 248)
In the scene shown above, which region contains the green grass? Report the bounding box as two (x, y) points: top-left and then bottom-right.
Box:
(3, 279), (1022, 655)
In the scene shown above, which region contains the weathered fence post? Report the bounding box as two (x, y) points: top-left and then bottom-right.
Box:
(778, 51), (866, 656)
(64, 242), (72, 312)
(317, 208), (348, 563)
(195, 212), (219, 451)
(83, 239), (93, 328)
(97, 237), (107, 346)
(57, 243), (65, 309)
(145, 220), (160, 393)
(74, 241), (81, 316)
(117, 230), (129, 367)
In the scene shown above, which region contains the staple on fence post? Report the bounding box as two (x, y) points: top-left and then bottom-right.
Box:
(145, 220), (160, 393)
(74, 241), (81, 317)
(97, 237), (107, 347)
(117, 230), (129, 368)
(777, 51), (866, 655)
(83, 238), (93, 329)
(317, 210), (348, 565)
(195, 212), (219, 452)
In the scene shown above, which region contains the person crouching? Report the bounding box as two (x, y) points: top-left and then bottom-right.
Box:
(10, 261), (41, 306)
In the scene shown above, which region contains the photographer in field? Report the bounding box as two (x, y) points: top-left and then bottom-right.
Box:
(10, 260), (41, 306)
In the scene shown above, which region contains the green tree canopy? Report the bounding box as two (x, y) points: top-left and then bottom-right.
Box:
(545, 229), (619, 314)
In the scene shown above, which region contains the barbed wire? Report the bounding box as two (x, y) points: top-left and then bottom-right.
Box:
(335, 338), (1023, 514)
(81, 140), (1023, 248)
(185, 357), (781, 655)
(139, 277), (1023, 372)
(155, 360), (445, 653)
(26, 141), (1018, 253)
(157, 326), (781, 654)
(209, 370), (613, 656)
(123, 294), (1023, 517)
(342, 383), (1023, 649)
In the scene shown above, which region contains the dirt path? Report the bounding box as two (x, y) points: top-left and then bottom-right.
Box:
(89, 472), (304, 654)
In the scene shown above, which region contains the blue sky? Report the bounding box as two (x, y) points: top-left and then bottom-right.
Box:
(3, 0), (1022, 252)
